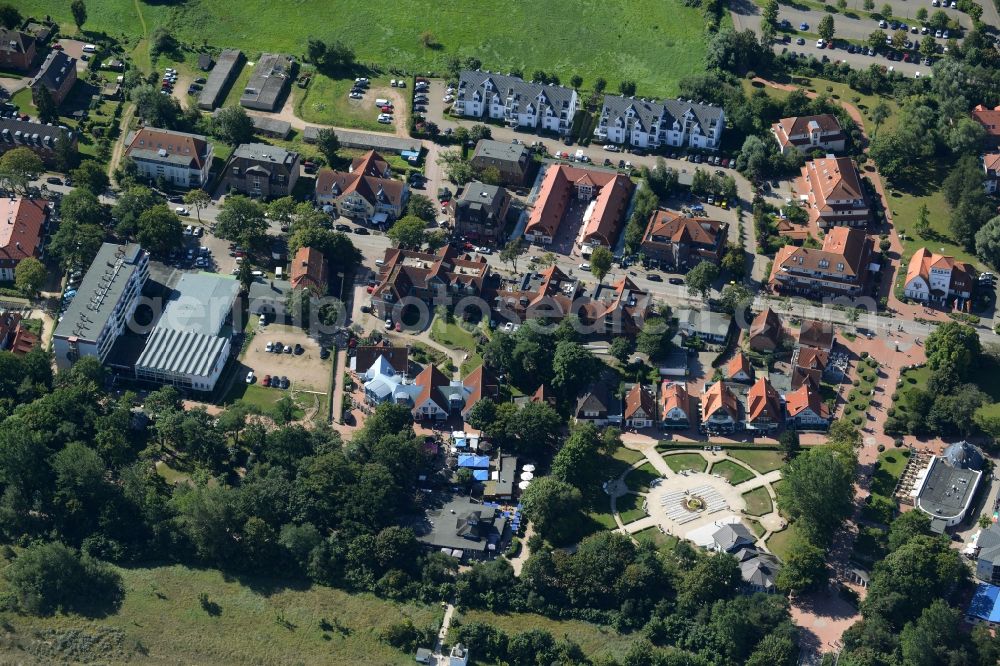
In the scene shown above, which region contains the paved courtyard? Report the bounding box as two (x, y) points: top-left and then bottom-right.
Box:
(611, 447), (785, 551)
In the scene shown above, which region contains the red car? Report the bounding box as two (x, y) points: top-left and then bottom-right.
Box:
(380, 105), (393, 113)
(262, 375), (271, 387)
(395, 322), (402, 332)
(52, 43), (64, 50)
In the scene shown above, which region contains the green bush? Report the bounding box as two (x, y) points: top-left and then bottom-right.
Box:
(853, 379), (860, 387)
(852, 416), (863, 425)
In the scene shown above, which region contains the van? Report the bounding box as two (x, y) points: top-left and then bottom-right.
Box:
(375, 98), (390, 107)
(375, 258), (385, 267)
(275, 267), (283, 279)
(82, 44), (97, 53)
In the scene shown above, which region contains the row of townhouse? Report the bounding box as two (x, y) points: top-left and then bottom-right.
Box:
(571, 374), (831, 433)
(453, 70), (726, 150)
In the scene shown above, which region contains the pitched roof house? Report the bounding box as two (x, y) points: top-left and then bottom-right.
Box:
(221, 143), (299, 200)
(701, 381), (741, 432)
(798, 319), (835, 353)
(289, 246), (328, 294)
(575, 376), (622, 425)
(738, 548), (782, 593)
(904, 247), (975, 304)
(369, 246), (490, 320)
(579, 277), (652, 335)
(0, 28), (37, 71)
(973, 104), (1000, 149)
(30, 50), (77, 106)
(747, 308), (783, 353)
(351, 345), (409, 376)
(410, 364), (499, 420)
(660, 382), (693, 428)
(726, 352), (754, 384)
(623, 384), (656, 428)
(640, 210), (727, 268)
(454, 70), (577, 135)
(771, 114), (846, 155)
(798, 155), (870, 230)
(315, 151), (408, 225)
(769, 227), (874, 299)
(785, 382), (831, 429)
(525, 164), (633, 247)
(0, 197), (47, 282)
(712, 523), (755, 553)
(746, 377), (783, 431)
(124, 127), (213, 189)
(453, 181), (511, 243)
(594, 95), (725, 150)
(985, 152), (1000, 194)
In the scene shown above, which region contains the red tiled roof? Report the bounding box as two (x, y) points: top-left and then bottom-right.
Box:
(462, 365), (499, 416)
(905, 247), (975, 295)
(9, 323), (37, 355)
(786, 381), (829, 419)
(747, 377), (782, 424)
(351, 150), (391, 178)
(749, 308), (782, 349)
(798, 319), (835, 352)
(772, 114), (844, 149)
(0, 198), (45, 267)
(125, 127), (209, 170)
(624, 383), (655, 420)
(414, 364), (451, 411)
(315, 167), (407, 209)
(290, 246), (328, 293)
(726, 352), (753, 381)
(643, 210), (724, 247)
(660, 382), (691, 421)
(973, 104), (1000, 137)
(702, 381), (740, 421)
(526, 164), (633, 244)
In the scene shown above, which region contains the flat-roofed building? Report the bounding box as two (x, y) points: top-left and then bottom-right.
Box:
(53, 243), (149, 370)
(134, 273), (240, 392)
(469, 139), (531, 186)
(453, 182), (510, 244)
(915, 446), (983, 530)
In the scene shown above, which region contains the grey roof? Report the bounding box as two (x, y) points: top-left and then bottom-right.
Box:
(979, 523), (1000, 568)
(472, 139), (530, 164)
(712, 523), (755, 552)
(738, 548), (781, 590)
(251, 115), (291, 138)
(135, 327), (228, 378)
(456, 182), (507, 222)
(31, 50), (75, 92)
(198, 49), (244, 110)
(415, 496), (507, 553)
(944, 441), (984, 470)
(916, 455), (983, 522)
(457, 70), (576, 116)
(0, 118), (73, 149)
(232, 142), (298, 167)
(575, 374), (622, 419)
(599, 94), (724, 135)
(158, 273), (240, 336)
(304, 126), (420, 153)
(240, 53), (293, 111)
(54, 243), (145, 344)
(680, 309), (733, 338)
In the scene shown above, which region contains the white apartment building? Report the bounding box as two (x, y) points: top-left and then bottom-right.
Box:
(454, 70), (577, 135)
(124, 127), (213, 189)
(594, 95), (725, 150)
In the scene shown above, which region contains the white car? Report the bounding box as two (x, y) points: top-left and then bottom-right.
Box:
(175, 206), (189, 216)
(579, 262), (590, 271)
(348, 92), (363, 99)
(503, 322), (515, 333)
(603, 144), (619, 152)
(442, 95), (454, 103)
(355, 77), (369, 84)
(816, 38), (825, 48)
(377, 114), (392, 124)
(245, 371), (255, 384)
(384, 318), (393, 330)
(259, 314), (267, 325)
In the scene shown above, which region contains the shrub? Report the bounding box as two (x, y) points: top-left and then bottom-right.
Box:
(5, 542), (123, 616)
(877, 444), (885, 452)
(894, 438), (904, 447)
(853, 379), (860, 387)
(852, 416), (863, 425)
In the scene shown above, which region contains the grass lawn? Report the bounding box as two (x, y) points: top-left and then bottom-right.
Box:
(615, 493), (647, 524)
(583, 449), (649, 533)
(870, 448), (910, 498)
(729, 449), (785, 474)
(224, 383), (307, 421)
(633, 527), (679, 552)
(430, 318), (483, 375)
(748, 519), (766, 538)
(295, 74), (396, 133)
(662, 452), (708, 473)
(154, 460), (191, 486)
(0, 562), (440, 665)
(886, 179), (984, 270)
(742, 487), (773, 516)
(220, 61), (253, 109)
(712, 459), (755, 485)
(766, 524), (798, 560)
(11, 87), (33, 114)
(624, 462), (660, 493)
(20, 318), (42, 336)
(18, 0), (707, 95)
(453, 610), (634, 662)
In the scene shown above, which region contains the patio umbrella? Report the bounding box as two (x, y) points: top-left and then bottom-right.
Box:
(518, 480), (531, 490)
(520, 471), (534, 481)
(522, 464), (536, 472)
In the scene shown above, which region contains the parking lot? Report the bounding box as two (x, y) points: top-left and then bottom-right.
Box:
(241, 323), (332, 393)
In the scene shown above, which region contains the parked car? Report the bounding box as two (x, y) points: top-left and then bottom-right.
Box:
(262, 375), (271, 387)
(335, 224), (351, 232)
(175, 206), (189, 216)
(603, 144), (619, 152)
(668, 277), (685, 285)
(348, 91), (363, 99)
(245, 371), (255, 384)
(354, 227), (370, 235)
(647, 273), (663, 282)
